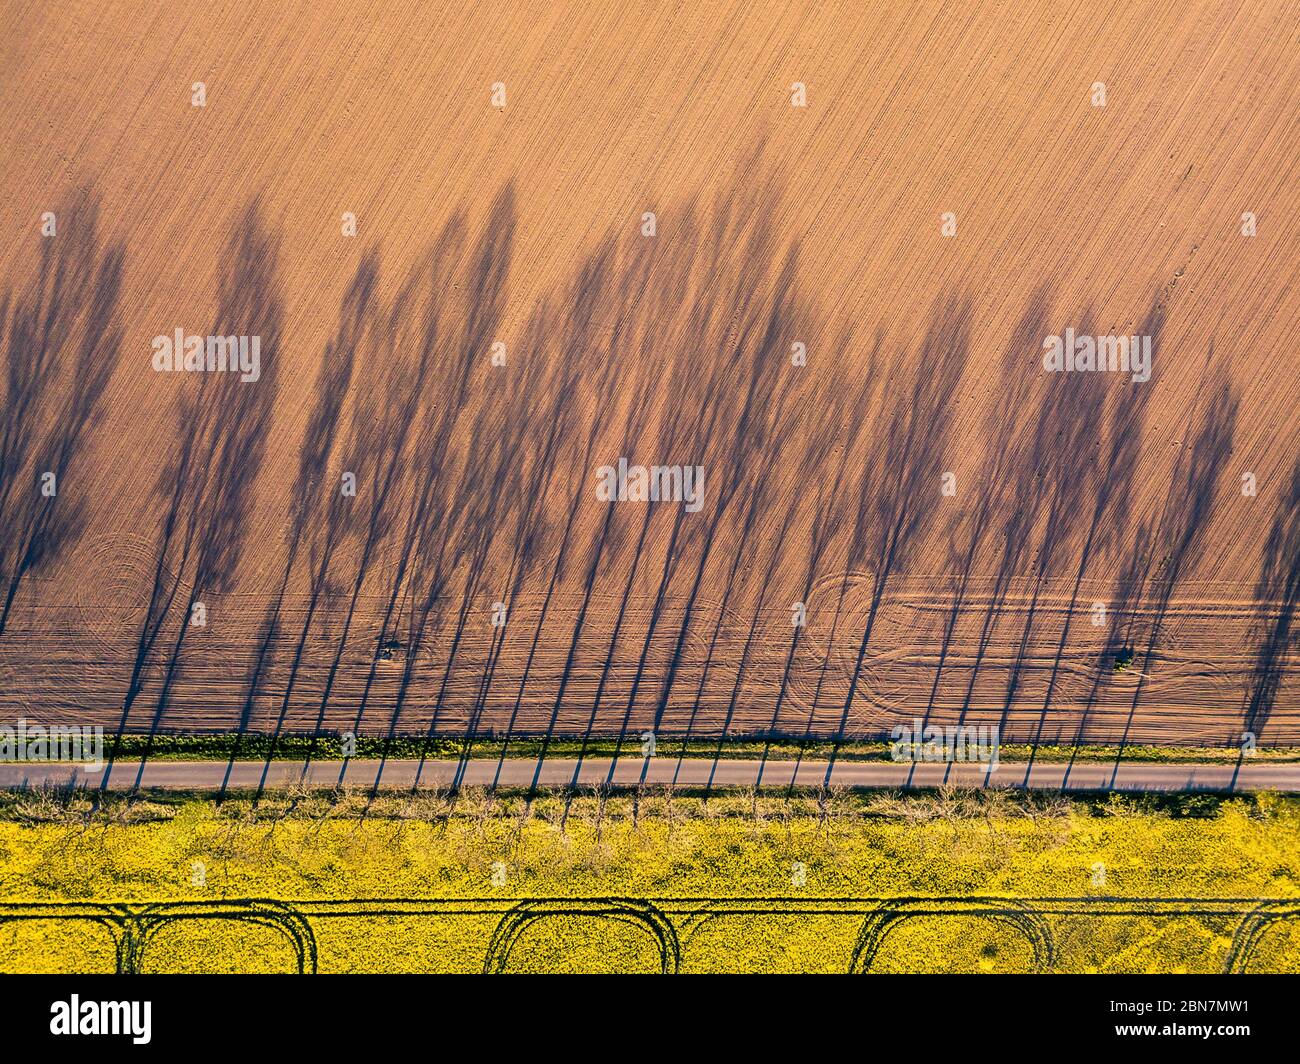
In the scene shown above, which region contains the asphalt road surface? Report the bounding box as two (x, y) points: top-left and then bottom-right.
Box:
(0, 758), (1293, 792)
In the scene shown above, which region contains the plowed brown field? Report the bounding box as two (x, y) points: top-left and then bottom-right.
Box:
(1, 0), (1296, 749)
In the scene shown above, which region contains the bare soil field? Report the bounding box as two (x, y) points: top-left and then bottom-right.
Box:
(0, 0), (1296, 750)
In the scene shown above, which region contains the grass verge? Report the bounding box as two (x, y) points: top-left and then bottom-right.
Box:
(55, 732), (1300, 763)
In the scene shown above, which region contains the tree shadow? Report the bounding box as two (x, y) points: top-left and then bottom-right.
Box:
(0, 195), (125, 637)
(106, 198), (283, 790)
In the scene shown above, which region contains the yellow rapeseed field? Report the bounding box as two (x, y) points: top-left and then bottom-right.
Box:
(0, 789), (1297, 973)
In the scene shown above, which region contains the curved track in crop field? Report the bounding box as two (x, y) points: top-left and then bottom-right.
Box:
(3, 896), (1299, 974)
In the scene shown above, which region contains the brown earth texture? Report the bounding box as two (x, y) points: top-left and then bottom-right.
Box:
(0, 0), (1297, 753)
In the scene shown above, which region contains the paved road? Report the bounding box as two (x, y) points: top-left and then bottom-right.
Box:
(0, 757), (1293, 791)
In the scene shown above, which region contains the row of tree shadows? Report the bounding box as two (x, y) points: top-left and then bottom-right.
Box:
(0, 172), (1296, 801)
